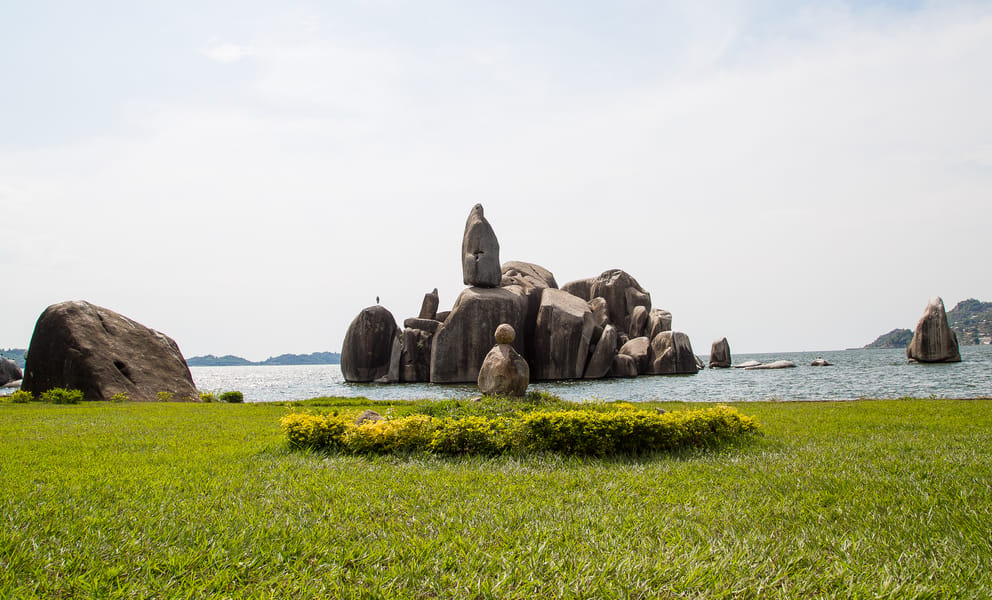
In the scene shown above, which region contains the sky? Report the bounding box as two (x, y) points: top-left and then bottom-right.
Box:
(2, 0), (991, 360)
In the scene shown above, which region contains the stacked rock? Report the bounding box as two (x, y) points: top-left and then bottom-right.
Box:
(477, 324), (529, 396)
(341, 204), (701, 384)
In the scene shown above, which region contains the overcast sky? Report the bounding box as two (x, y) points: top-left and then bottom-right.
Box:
(2, 0), (990, 360)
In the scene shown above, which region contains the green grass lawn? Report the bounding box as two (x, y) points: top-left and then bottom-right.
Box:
(1, 398), (990, 599)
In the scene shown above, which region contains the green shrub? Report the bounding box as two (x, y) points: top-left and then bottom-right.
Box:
(111, 392), (129, 403)
(220, 391), (244, 403)
(281, 404), (759, 457)
(40, 388), (84, 404)
(5, 390), (33, 404)
(199, 391), (217, 403)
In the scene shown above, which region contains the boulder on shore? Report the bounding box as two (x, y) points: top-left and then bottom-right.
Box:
(590, 270), (651, 337)
(462, 204), (502, 288)
(530, 288), (595, 380)
(0, 357), (22, 386)
(341, 305), (401, 383)
(906, 297), (961, 363)
(584, 324), (618, 379)
(709, 337), (731, 368)
(618, 336), (651, 374)
(21, 300), (198, 402)
(649, 331), (699, 375)
(430, 286), (527, 383)
(477, 324), (529, 396)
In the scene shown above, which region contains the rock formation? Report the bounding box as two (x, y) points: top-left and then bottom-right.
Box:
(0, 357), (22, 386)
(618, 337), (651, 374)
(418, 288), (439, 320)
(709, 337), (731, 368)
(649, 331), (699, 375)
(906, 297), (961, 363)
(584, 324), (618, 379)
(341, 305), (401, 382)
(477, 324), (530, 396)
(530, 288), (595, 380)
(590, 270), (651, 337)
(21, 300), (198, 402)
(810, 357), (832, 366)
(462, 204), (501, 287)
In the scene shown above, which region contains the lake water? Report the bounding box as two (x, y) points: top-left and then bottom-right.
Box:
(188, 346), (992, 403)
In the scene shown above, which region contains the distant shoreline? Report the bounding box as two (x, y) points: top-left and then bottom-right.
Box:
(186, 352), (340, 367)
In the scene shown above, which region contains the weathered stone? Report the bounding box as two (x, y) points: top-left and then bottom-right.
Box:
(418, 288), (439, 320)
(500, 261), (557, 291)
(0, 357), (21, 386)
(609, 354), (638, 378)
(436, 310), (451, 323)
(695, 355), (706, 371)
(21, 300), (198, 402)
(403, 318), (441, 335)
(561, 278), (595, 301)
(590, 270), (651, 336)
(430, 287), (527, 383)
(530, 288), (595, 380)
(462, 204), (501, 287)
(745, 360), (796, 370)
(810, 358), (832, 366)
(618, 336), (651, 374)
(709, 337), (732, 368)
(584, 324), (618, 379)
(734, 360), (763, 369)
(907, 297), (961, 363)
(478, 324), (529, 396)
(647, 309), (673, 339)
(355, 409), (382, 425)
(588, 298), (609, 328)
(341, 305), (401, 383)
(649, 331), (699, 375)
(629, 305), (648, 339)
(400, 327), (433, 383)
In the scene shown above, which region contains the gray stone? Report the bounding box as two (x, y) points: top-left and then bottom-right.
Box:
(647, 309), (673, 339)
(609, 354), (638, 378)
(561, 278), (595, 301)
(530, 288), (595, 380)
(907, 297), (961, 363)
(478, 324), (530, 396)
(618, 336), (651, 374)
(584, 324), (618, 379)
(355, 409), (383, 425)
(436, 310), (451, 323)
(648, 331), (699, 375)
(709, 337), (732, 368)
(0, 357), (21, 387)
(400, 328), (433, 383)
(745, 360), (796, 370)
(403, 318), (441, 335)
(810, 358), (832, 366)
(629, 305), (648, 339)
(695, 355), (706, 371)
(430, 287), (527, 383)
(500, 261), (557, 291)
(374, 335), (402, 384)
(462, 204), (501, 288)
(21, 300), (198, 402)
(590, 270), (651, 336)
(341, 305), (401, 382)
(734, 360), (763, 368)
(418, 288), (439, 320)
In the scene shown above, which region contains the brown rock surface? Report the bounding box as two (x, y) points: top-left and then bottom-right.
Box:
(907, 297), (961, 363)
(462, 204), (501, 287)
(341, 305), (401, 382)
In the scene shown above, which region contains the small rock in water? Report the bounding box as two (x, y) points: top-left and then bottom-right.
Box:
(733, 360), (763, 369)
(744, 360), (797, 370)
(810, 358), (832, 366)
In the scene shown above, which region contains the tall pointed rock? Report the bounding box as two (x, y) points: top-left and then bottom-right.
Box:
(461, 204), (501, 288)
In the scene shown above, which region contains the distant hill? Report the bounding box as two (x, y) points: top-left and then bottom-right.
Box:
(1, 348), (26, 369)
(186, 352), (341, 367)
(865, 329), (914, 349)
(865, 298), (992, 348)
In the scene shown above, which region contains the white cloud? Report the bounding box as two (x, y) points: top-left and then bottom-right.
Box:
(205, 42), (252, 63)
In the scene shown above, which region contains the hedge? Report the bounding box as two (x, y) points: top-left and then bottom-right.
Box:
(281, 404), (758, 456)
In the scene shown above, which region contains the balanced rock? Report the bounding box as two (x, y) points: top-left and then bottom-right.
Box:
(341, 305), (401, 383)
(649, 331), (699, 375)
(530, 288), (595, 380)
(0, 357), (22, 386)
(618, 336), (651, 374)
(709, 337), (732, 368)
(462, 204), (501, 288)
(430, 287), (527, 383)
(21, 300), (198, 402)
(907, 297), (961, 363)
(478, 324), (529, 396)
(418, 288), (439, 320)
(584, 324), (618, 379)
(590, 270), (651, 337)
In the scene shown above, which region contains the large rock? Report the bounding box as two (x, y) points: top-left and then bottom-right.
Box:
(341, 305), (401, 382)
(430, 287), (527, 383)
(403, 318), (441, 335)
(609, 354), (638, 378)
(399, 327), (433, 383)
(530, 288), (595, 380)
(500, 261), (557, 291)
(478, 324), (529, 396)
(418, 288), (439, 320)
(649, 331), (699, 375)
(629, 305), (648, 339)
(647, 309), (672, 339)
(462, 204), (501, 288)
(618, 336), (651, 374)
(561, 278), (595, 301)
(21, 301), (198, 402)
(907, 297), (961, 363)
(584, 324), (618, 379)
(590, 270), (651, 336)
(0, 357), (22, 386)
(709, 337), (731, 368)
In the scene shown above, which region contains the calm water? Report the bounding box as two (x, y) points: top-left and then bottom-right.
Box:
(188, 346), (992, 403)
